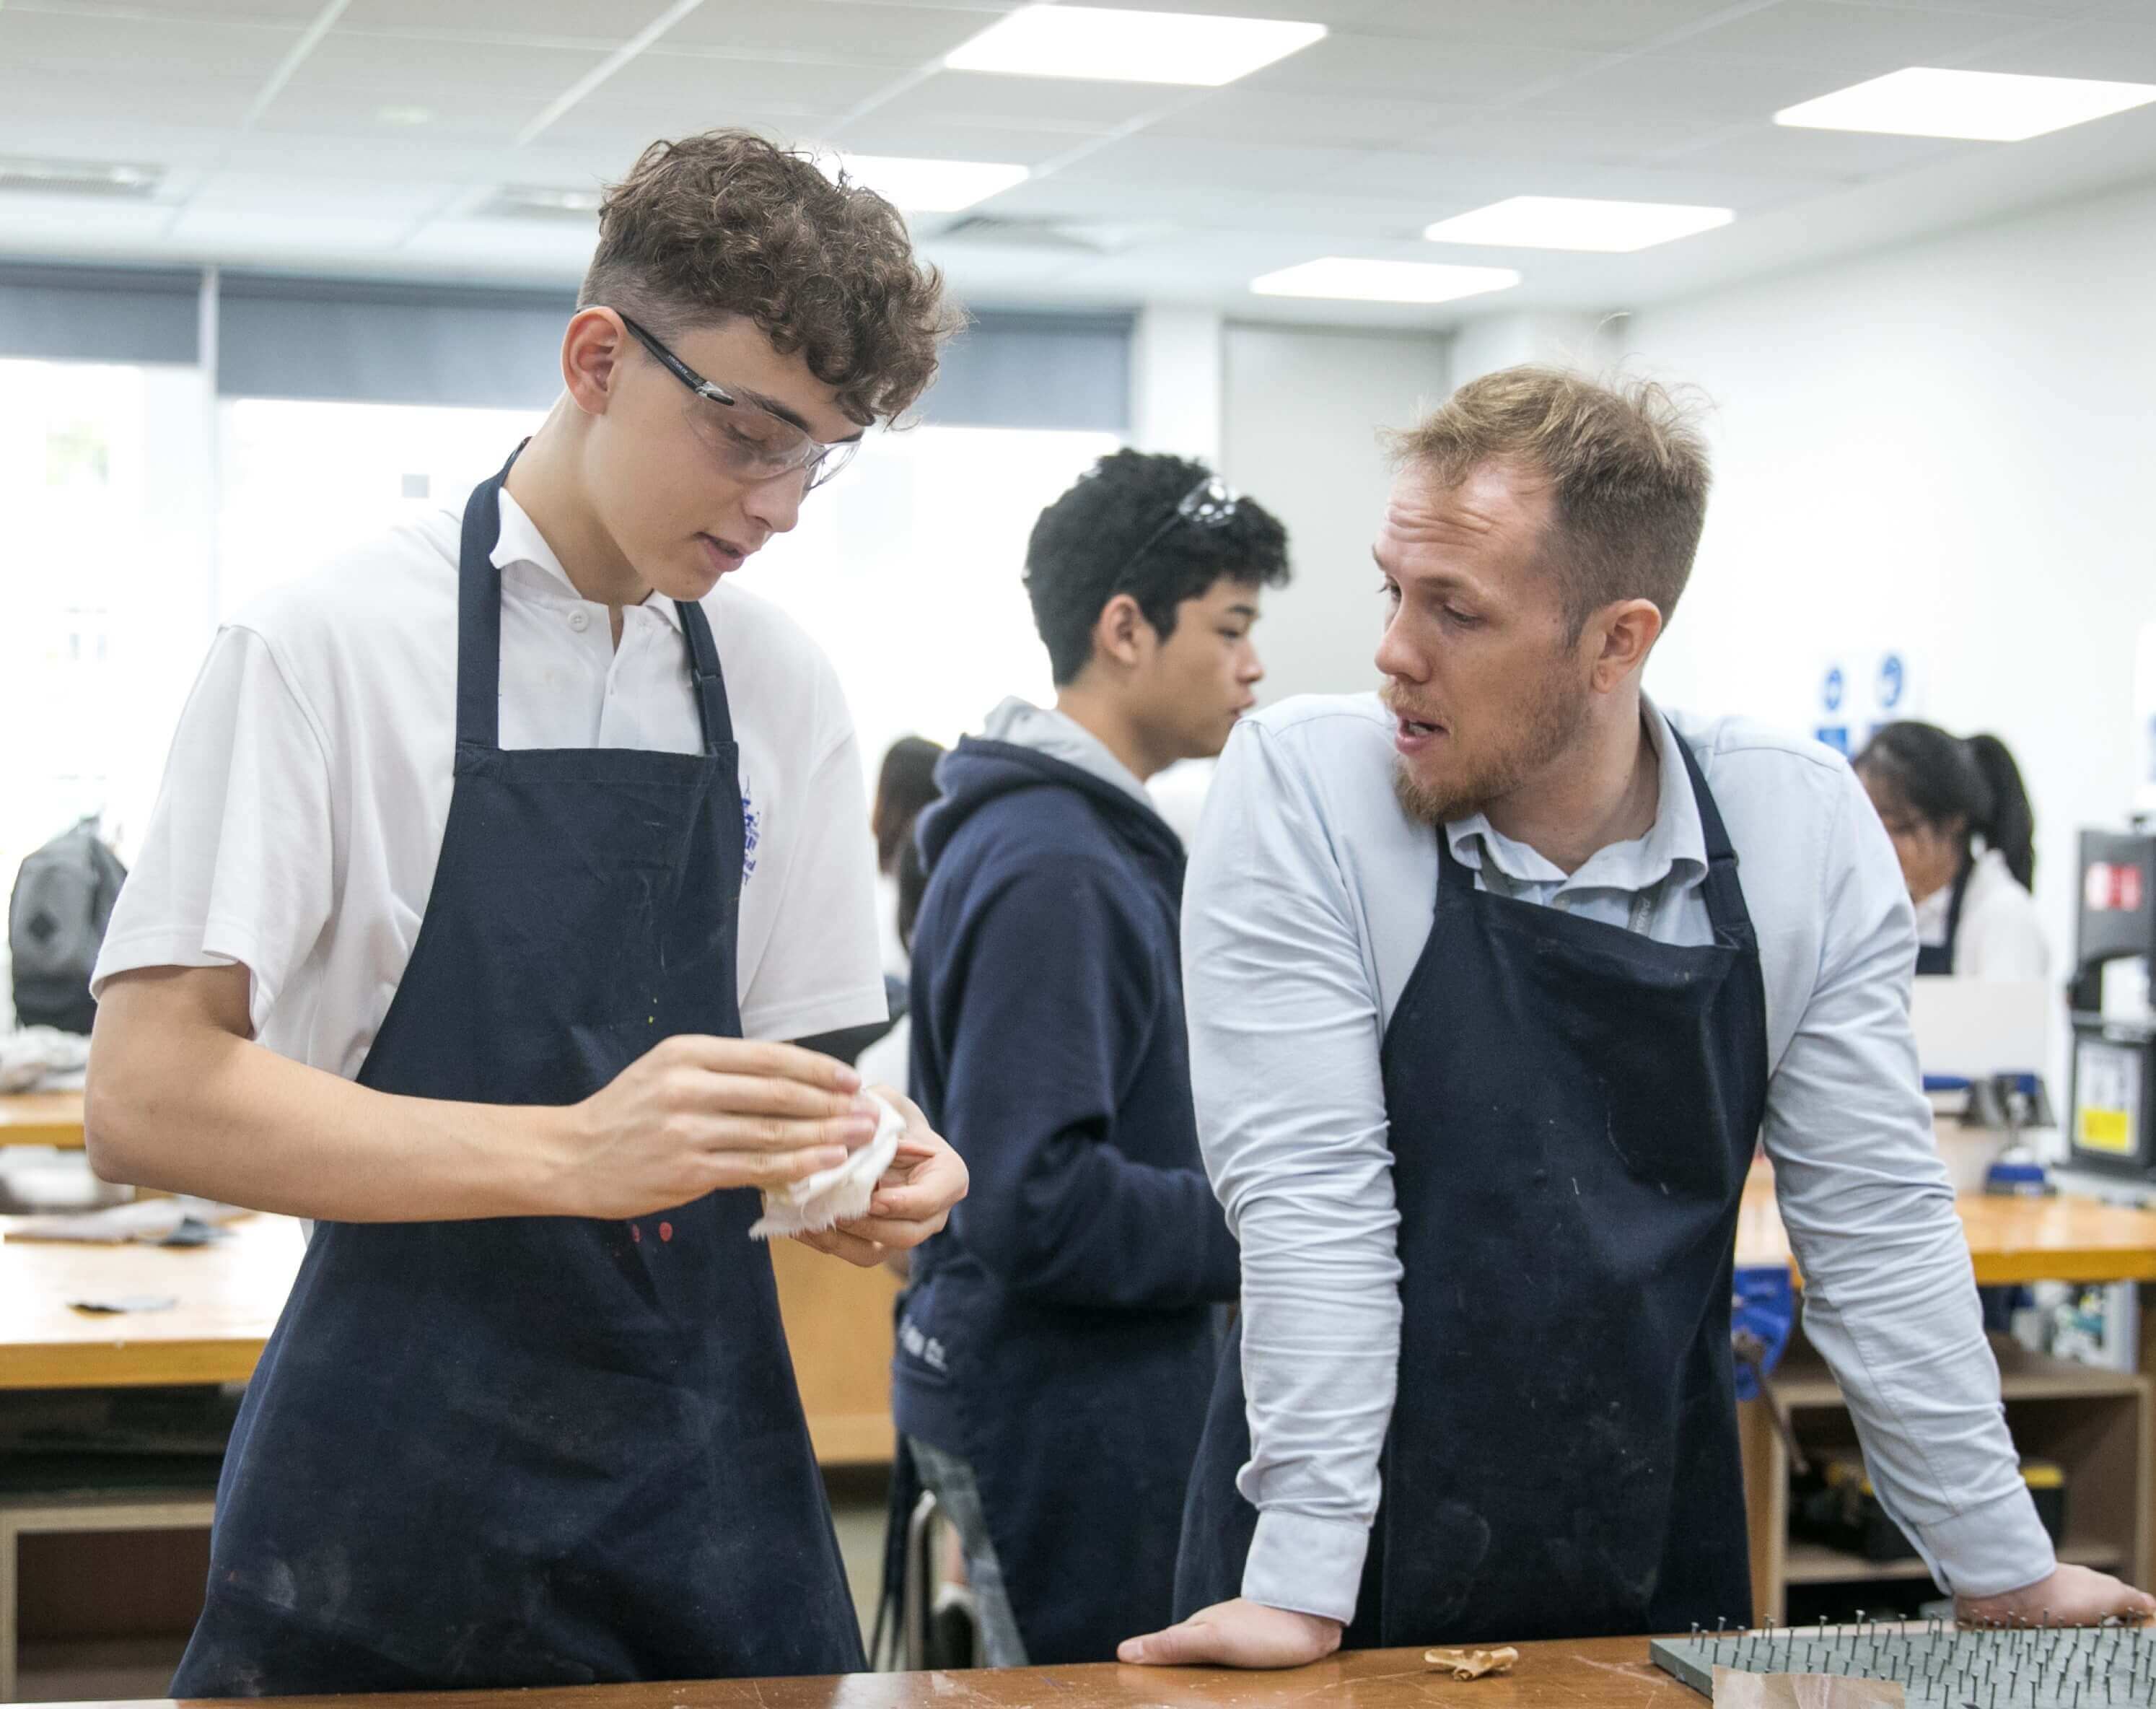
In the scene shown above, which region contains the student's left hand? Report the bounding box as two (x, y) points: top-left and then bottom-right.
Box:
(1957, 1563), (2156, 1627)
(790, 1089), (967, 1269)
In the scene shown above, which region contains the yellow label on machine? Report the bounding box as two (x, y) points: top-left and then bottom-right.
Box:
(2081, 1107), (2134, 1154)
(2076, 1038), (2142, 1158)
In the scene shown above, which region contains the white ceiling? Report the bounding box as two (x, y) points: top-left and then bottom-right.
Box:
(3, 0), (2155, 328)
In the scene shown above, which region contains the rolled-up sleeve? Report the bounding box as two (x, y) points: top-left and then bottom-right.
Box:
(1183, 719), (1402, 1625)
(1763, 766), (2055, 1598)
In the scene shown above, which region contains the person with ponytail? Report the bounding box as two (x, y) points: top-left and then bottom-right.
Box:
(1854, 721), (2048, 979)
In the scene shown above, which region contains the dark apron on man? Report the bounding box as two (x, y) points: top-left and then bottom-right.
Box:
(1176, 724), (1768, 1647)
(1915, 858), (1973, 976)
(171, 452), (864, 1696)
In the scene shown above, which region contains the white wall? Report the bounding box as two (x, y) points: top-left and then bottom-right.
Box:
(1623, 173), (2156, 1001)
(1450, 310), (1626, 388)
(1217, 322), (1451, 705)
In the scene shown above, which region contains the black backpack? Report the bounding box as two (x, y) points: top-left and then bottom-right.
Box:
(9, 817), (128, 1035)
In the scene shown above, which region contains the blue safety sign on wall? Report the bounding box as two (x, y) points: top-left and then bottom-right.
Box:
(1877, 652), (1906, 712)
(1822, 665), (1845, 714)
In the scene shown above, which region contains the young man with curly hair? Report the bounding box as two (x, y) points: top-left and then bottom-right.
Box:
(890, 451), (1290, 1665)
(84, 131), (969, 1695)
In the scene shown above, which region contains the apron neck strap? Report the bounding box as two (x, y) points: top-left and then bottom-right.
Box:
(675, 598), (735, 754)
(455, 445), (522, 753)
(1665, 717), (1753, 943)
(457, 443), (737, 758)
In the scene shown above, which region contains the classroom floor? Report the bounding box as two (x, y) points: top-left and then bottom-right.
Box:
(19, 1474), (895, 1703)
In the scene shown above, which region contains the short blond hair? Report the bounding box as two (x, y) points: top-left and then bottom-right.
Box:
(1390, 367), (1711, 634)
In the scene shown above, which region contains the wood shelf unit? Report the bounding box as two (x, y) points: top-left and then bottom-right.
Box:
(1743, 1329), (2154, 1623)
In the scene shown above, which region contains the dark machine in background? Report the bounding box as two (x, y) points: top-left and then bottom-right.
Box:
(2067, 829), (2156, 1178)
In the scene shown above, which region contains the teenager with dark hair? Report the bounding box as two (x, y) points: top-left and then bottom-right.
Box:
(1855, 721), (2047, 979)
(890, 450), (1289, 1664)
(84, 130), (968, 1695)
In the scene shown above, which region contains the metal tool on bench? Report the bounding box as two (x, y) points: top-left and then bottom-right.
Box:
(1653, 1617), (2156, 1706)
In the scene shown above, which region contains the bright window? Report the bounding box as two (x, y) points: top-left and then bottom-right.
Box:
(217, 398), (543, 621)
(0, 359), (214, 881)
(733, 423), (1121, 781)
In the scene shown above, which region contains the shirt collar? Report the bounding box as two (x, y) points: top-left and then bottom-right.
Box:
(1444, 698), (1709, 894)
(491, 490), (685, 634)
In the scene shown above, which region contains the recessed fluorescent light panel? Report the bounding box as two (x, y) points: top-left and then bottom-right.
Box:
(945, 5), (1325, 87)
(1250, 258), (1521, 305)
(1424, 196), (1732, 253)
(0, 157), (162, 198)
(833, 154), (1028, 213)
(1775, 66), (2156, 141)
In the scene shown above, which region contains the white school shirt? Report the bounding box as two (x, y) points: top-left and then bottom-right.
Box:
(1915, 847), (2051, 982)
(93, 491), (886, 1078)
(1185, 692), (2054, 1626)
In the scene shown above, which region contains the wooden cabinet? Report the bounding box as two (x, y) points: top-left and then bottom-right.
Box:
(1741, 1327), (2152, 1623)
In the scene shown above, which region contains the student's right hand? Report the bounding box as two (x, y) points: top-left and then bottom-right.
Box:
(552, 1035), (880, 1218)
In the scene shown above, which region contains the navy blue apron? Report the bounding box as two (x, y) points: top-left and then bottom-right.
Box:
(172, 452), (864, 1696)
(1914, 857), (1972, 976)
(1175, 723), (1768, 1647)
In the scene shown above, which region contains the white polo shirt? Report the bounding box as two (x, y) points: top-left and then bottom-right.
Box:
(93, 491), (886, 1080)
(1916, 847), (2051, 981)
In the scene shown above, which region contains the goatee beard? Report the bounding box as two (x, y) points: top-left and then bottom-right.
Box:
(1386, 673), (1592, 829)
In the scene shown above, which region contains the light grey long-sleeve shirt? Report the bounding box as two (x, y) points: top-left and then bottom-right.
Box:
(1183, 691), (2055, 1626)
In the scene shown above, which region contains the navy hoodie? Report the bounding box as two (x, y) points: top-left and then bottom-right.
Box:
(890, 729), (1239, 1663)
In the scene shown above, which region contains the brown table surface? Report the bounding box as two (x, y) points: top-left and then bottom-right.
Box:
(0, 1089), (90, 1148)
(17, 1637), (1700, 1709)
(1734, 1162), (2156, 1285)
(0, 1210), (302, 1389)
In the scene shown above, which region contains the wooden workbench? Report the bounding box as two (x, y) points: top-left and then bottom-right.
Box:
(23, 1089), (2156, 1285)
(1734, 1165), (2156, 1285)
(0, 1207), (900, 1466)
(13, 1636), (1701, 1709)
(0, 1093), (89, 1150)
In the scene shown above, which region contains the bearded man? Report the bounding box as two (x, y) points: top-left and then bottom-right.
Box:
(1120, 367), (2152, 1669)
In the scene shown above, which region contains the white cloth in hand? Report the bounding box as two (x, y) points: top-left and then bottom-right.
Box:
(748, 1092), (903, 1239)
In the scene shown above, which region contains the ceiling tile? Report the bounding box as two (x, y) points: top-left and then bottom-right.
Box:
(0, 68), (265, 130)
(626, 51), (909, 112)
(1958, 13), (2156, 79)
(1678, 0), (2061, 66)
(1050, 134), (1378, 196)
(533, 100), (837, 158)
(247, 82), (556, 142)
(295, 32), (612, 94)
(1237, 30), (1607, 102)
(10, 0), (327, 20)
(1360, 0), (1754, 52)
(657, 1), (1012, 64)
(1145, 89), (1475, 150)
(332, 0), (627, 43)
(1845, 0), (2147, 17)
(1652, 118), (1975, 179)
(1405, 108), (1752, 167)
(831, 117), (1111, 165)
(0, 8), (302, 79)
(1071, 0), (1390, 23)
(1515, 51), (1895, 124)
(859, 69), (1188, 131)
